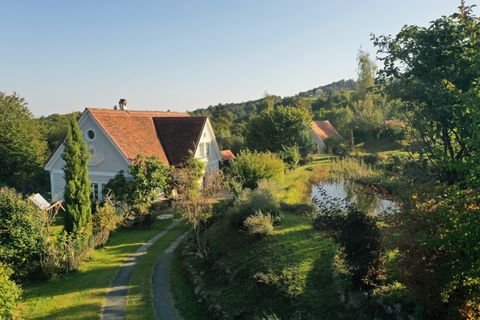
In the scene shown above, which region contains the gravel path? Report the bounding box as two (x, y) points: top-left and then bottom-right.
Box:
(152, 231), (189, 320)
(101, 222), (178, 320)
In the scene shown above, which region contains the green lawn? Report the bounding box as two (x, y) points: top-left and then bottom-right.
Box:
(265, 154), (333, 204)
(126, 221), (189, 320)
(19, 219), (172, 319)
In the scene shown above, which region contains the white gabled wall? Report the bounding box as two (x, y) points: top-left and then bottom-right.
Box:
(312, 132), (326, 153)
(45, 111), (131, 201)
(194, 118), (222, 171)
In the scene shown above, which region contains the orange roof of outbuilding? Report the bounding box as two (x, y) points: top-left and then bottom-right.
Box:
(312, 120), (341, 140)
(221, 150), (235, 161)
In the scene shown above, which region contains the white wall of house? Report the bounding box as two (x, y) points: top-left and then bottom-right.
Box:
(312, 134), (326, 153)
(45, 112), (131, 202)
(194, 118), (222, 171)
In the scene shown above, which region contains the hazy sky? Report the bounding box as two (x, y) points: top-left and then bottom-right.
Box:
(0, 0), (469, 116)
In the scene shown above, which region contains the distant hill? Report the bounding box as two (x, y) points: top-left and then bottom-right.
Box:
(296, 79), (356, 98)
(190, 79), (356, 152)
(191, 79), (356, 116)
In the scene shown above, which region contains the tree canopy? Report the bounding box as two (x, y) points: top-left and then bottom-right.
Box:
(246, 105), (316, 157)
(373, 3), (480, 184)
(0, 92), (48, 192)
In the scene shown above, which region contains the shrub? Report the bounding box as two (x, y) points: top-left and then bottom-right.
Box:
(229, 189), (281, 228)
(226, 150), (285, 191)
(0, 188), (46, 280)
(103, 170), (132, 203)
(244, 210), (274, 237)
(361, 153), (382, 165)
(92, 201), (120, 248)
(279, 145), (301, 169)
(313, 190), (381, 290)
(324, 137), (349, 156)
(0, 263), (21, 320)
(390, 187), (480, 319)
(380, 119), (405, 141)
(105, 156), (172, 215)
(41, 232), (90, 277)
(128, 155), (172, 214)
(338, 207), (381, 290)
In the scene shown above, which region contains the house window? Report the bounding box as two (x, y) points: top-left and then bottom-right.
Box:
(101, 183), (108, 199)
(91, 183), (99, 201)
(206, 142), (210, 157)
(199, 142), (205, 158)
(86, 129), (96, 141)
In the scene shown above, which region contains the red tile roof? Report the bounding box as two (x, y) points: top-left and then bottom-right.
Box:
(87, 108), (190, 165)
(312, 120), (341, 140)
(221, 150), (235, 161)
(153, 117), (207, 166)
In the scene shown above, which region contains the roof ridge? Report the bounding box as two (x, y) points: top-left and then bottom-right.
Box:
(86, 107), (189, 114)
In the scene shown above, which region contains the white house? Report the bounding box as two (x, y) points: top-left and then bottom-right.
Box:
(44, 104), (222, 201)
(311, 120), (342, 153)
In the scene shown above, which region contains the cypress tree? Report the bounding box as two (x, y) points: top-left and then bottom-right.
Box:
(62, 116), (92, 235)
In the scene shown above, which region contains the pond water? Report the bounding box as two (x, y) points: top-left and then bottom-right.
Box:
(311, 180), (398, 216)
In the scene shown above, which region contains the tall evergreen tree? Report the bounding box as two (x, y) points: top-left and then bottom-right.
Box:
(62, 116), (92, 235)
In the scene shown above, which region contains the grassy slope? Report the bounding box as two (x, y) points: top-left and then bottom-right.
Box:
(20, 219), (171, 320)
(266, 154), (332, 204)
(170, 243), (210, 320)
(171, 150), (407, 319)
(203, 212), (345, 319)
(353, 139), (410, 158)
(167, 155), (348, 319)
(125, 221), (189, 320)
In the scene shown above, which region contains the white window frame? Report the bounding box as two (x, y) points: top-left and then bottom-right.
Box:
(199, 142), (205, 158)
(85, 128), (96, 141)
(91, 183), (100, 201)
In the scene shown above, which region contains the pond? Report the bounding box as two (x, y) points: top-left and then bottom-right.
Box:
(311, 180), (398, 216)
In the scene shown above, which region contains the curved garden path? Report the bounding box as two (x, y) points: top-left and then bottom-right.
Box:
(152, 231), (190, 320)
(102, 221), (180, 320)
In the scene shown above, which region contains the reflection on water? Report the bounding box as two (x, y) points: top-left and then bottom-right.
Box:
(311, 180), (398, 215)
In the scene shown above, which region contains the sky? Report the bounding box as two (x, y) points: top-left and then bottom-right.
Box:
(0, 0), (470, 116)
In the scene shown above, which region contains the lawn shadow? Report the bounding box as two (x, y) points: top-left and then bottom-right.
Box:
(301, 243), (350, 320)
(27, 301), (104, 320)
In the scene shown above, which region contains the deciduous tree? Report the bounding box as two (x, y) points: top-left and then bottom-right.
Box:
(373, 3), (480, 184)
(0, 92), (48, 192)
(173, 155), (223, 257)
(246, 106), (316, 158)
